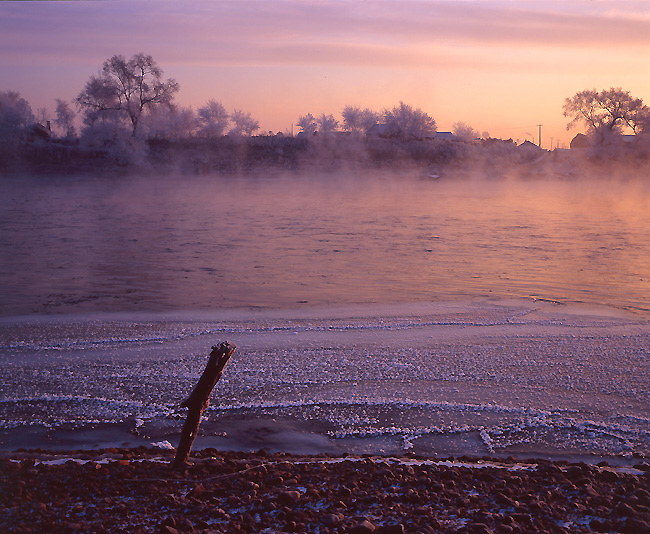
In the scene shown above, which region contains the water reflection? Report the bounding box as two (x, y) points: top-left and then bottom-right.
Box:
(0, 172), (649, 316)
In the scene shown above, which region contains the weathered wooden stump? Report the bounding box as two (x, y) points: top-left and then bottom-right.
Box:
(173, 342), (236, 468)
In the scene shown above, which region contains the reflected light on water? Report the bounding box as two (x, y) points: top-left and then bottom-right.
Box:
(0, 172), (649, 316)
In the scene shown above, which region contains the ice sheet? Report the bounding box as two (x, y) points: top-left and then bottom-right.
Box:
(1, 299), (648, 461)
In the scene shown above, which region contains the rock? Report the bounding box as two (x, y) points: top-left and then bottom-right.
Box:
(406, 488), (420, 503)
(350, 520), (377, 533)
(496, 494), (516, 507)
(635, 488), (650, 504)
(589, 519), (610, 533)
(340, 487), (352, 498)
(537, 463), (563, 477)
(160, 517), (177, 528)
(278, 490), (301, 504)
(377, 524), (405, 534)
(226, 495), (241, 507)
(188, 483), (207, 498)
(321, 513), (344, 527)
(616, 502), (637, 516)
(564, 466), (583, 480)
(623, 518), (650, 533)
(510, 512), (533, 527)
(175, 518), (195, 532)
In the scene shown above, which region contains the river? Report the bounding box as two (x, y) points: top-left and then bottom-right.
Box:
(1, 170), (649, 461)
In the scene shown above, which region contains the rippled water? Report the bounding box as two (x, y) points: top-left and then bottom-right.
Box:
(1, 171), (649, 316)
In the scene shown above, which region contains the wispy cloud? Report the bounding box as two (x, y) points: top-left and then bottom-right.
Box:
(2, 0), (648, 71)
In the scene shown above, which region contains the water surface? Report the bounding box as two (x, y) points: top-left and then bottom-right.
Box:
(1, 171), (649, 316)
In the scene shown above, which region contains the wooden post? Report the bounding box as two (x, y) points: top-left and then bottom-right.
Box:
(173, 342), (236, 468)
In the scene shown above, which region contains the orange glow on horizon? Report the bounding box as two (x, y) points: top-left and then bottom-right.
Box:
(2, 1), (649, 149)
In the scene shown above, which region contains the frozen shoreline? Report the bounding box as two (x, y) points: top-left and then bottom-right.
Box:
(1, 298), (649, 462)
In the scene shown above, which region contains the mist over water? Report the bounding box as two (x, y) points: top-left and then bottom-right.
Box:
(1, 171), (649, 317)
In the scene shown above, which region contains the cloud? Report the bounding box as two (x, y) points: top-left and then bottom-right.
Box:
(2, 0), (649, 72)
(155, 1), (650, 64)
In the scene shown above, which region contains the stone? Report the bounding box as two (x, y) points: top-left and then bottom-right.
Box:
(350, 520), (377, 533)
(623, 518), (650, 533)
(321, 513), (344, 527)
(377, 524), (405, 534)
(278, 490), (301, 504)
(188, 483), (207, 498)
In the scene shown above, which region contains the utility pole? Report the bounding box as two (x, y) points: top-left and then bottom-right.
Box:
(537, 124), (543, 148)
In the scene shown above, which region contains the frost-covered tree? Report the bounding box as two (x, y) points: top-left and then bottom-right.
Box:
(0, 90), (34, 140)
(196, 100), (229, 138)
(141, 105), (196, 140)
(54, 99), (77, 138)
(383, 102), (436, 139)
(76, 53), (179, 137)
(79, 111), (131, 148)
(296, 113), (317, 135)
(229, 109), (260, 136)
(452, 122), (480, 142)
(0, 91), (35, 162)
(316, 113), (338, 135)
(563, 88), (650, 137)
(341, 105), (379, 134)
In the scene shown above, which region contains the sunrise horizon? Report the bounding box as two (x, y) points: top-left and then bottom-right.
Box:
(2, 1), (650, 148)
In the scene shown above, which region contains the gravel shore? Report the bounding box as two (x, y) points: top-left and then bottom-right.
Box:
(3, 447), (650, 534)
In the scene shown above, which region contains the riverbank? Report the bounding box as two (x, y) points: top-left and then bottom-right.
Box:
(3, 447), (650, 534)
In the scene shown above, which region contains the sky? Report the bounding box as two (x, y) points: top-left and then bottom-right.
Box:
(1, 0), (650, 148)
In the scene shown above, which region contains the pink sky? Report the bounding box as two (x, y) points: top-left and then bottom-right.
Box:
(2, 0), (649, 147)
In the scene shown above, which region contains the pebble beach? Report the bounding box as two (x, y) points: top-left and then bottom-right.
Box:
(3, 447), (650, 534)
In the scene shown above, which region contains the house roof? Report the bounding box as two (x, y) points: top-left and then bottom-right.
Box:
(518, 140), (541, 149)
(435, 131), (455, 140)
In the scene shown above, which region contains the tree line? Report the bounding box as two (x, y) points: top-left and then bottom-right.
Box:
(2, 52), (650, 172)
(0, 52), (485, 148)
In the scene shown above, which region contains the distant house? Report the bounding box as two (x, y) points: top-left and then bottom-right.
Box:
(28, 122), (51, 141)
(517, 140), (546, 161)
(295, 130), (317, 139)
(570, 132), (636, 148)
(570, 133), (589, 149)
(518, 140), (541, 149)
(435, 131), (456, 141)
